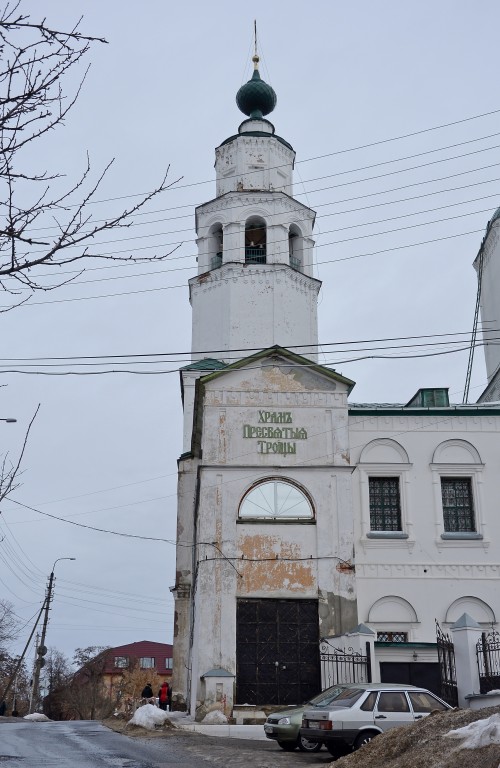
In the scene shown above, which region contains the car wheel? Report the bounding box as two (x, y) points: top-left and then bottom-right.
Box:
(354, 731), (379, 750)
(298, 735), (322, 752)
(276, 740), (297, 751)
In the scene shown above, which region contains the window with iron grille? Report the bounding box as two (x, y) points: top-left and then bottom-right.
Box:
(369, 477), (402, 531)
(377, 632), (408, 643)
(441, 477), (475, 532)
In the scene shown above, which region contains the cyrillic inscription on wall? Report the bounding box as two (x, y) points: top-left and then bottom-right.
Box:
(242, 411), (308, 454)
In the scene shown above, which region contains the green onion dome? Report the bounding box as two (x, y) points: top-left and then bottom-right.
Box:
(236, 55), (277, 119)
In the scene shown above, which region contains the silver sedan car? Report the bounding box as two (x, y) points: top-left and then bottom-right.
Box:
(300, 682), (451, 758)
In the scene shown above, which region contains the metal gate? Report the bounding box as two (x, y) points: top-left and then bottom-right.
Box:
(236, 598), (320, 705)
(476, 629), (500, 694)
(435, 620), (458, 707)
(320, 640), (371, 689)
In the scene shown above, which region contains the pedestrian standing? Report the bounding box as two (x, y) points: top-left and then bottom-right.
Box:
(158, 681), (169, 711)
(141, 682), (155, 705)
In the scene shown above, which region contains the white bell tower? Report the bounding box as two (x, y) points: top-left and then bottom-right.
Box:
(189, 53), (321, 363)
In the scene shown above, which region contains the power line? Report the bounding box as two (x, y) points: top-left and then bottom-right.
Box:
(0, 226), (485, 309)
(43, 106), (500, 207)
(22, 128), (500, 236)
(15, 146), (500, 259)
(0, 328), (488, 364)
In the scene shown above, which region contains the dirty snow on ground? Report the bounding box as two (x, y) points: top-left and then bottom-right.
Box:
(201, 710), (228, 724)
(446, 714), (500, 749)
(128, 704), (170, 730)
(23, 713), (51, 721)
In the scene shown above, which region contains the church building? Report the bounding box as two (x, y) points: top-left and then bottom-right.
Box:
(171, 53), (500, 716)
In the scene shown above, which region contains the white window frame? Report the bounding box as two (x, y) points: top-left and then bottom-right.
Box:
(358, 464), (414, 550)
(238, 477), (315, 522)
(431, 462), (488, 550)
(139, 657), (155, 669)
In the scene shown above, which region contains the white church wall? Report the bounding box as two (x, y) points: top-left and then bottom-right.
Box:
(475, 217), (500, 382)
(185, 359), (357, 710)
(189, 266), (320, 362)
(350, 411), (500, 645)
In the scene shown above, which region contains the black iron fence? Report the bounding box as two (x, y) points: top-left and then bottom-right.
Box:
(476, 629), (500, 694)
(435, 620), (458, 707)
(320, 640), (371, 689)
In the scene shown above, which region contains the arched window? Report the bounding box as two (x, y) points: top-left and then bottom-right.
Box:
(239, 479), (314, 520)
(289, 224), (303, 271)
(245, 216), (266, 264)
(208, 223), (223, 270)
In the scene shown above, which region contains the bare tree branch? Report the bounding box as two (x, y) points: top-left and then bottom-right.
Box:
(0, 3), (182, 308)
(0, 402), (39, 503)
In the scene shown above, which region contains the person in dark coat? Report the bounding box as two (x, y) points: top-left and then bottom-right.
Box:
(158, 681), (169, 711)
(0, 701), (6, 716)
(141, 683), (154, 703)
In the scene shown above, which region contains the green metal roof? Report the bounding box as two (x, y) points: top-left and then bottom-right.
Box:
(181, 358), (227, 372)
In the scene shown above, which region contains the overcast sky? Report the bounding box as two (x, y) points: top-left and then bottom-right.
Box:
(1, 0), (498, 667)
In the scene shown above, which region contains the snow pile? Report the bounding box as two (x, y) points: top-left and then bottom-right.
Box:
(446, 714), (500, 749)
(201, 709), (228, 724)
(128, 703), (169, 731)
(23, 713), (51, 722)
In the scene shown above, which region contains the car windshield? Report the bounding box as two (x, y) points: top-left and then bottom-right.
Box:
(307, 686), (364, 708)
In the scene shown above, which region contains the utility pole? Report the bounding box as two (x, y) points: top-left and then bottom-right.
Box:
(30, 578), (52, 712)
(28, 633), (40, 714)
(30, 557), (75, 713)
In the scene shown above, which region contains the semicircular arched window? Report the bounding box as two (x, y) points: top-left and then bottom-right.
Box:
(239, 479), (314, 520)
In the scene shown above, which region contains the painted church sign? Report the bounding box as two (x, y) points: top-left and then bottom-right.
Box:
(243, 411), (308, 454)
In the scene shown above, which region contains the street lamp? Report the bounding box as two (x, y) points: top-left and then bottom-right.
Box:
(30, 557), (76, 712)
(0, 418), (16, 422)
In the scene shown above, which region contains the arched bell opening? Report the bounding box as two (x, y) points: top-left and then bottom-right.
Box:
(289, 224), (303, 271)
(208, 223), (224, 270)
(245, 216), (266, 264)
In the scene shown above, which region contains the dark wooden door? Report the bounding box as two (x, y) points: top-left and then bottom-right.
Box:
(236, 598), (320, 705)
(380, 662), (441, 697)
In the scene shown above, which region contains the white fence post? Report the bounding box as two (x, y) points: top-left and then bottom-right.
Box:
(450, 613), (482, 708)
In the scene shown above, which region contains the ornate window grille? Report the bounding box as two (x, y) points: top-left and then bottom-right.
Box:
(369, 477), (402, 531)
(441, 477), (475, 532)
(376, 632), (408, 643)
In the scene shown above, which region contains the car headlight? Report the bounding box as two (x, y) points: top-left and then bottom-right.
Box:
(277, 717), (291, 725)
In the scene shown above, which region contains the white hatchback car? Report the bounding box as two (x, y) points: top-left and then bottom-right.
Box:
(300, 682), (451, 758)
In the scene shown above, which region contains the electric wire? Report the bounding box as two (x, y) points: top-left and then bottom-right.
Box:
(20, 128), (500, 237)
(39, 106), (500, 207)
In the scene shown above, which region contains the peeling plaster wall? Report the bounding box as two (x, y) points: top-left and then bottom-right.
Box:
(171, 455), (198, 704)
(186, 359), (358, 711)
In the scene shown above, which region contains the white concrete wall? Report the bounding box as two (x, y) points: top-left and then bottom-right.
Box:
(475, 218), (500, 382)
(215, 125), (295, 197)
(350, 410), (500, 645)
(190, 264), (320, 362)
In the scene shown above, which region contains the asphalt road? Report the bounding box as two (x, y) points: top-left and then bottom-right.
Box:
(0, 720), (335, 767)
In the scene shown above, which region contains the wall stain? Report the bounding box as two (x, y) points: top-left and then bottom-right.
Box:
(238, 533), (315, 593)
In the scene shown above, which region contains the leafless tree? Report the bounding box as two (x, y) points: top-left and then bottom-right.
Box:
(0, 3), (181, 310)
(0, 598), (18, 650)
(60, 646), (113, 720)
